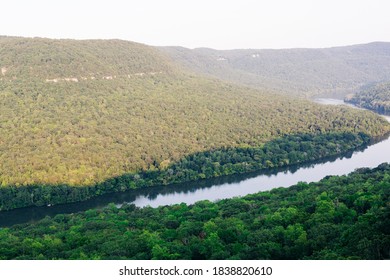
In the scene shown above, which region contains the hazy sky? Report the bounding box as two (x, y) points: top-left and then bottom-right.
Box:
(2, 0), (390, 49)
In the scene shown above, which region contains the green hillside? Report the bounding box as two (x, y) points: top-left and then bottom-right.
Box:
(161, 42), (390, 97)
(345, 81), (390, 115)
(0, 37), (389, 208)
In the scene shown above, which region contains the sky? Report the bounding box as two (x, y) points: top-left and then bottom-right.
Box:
(1, 0), (390, 50)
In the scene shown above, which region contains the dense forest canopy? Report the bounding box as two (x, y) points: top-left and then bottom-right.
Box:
(345, 81), (390, 115)
(1, 163), (389, 260)
(161, 42), (390, 97)
(1, 37), (389, 190)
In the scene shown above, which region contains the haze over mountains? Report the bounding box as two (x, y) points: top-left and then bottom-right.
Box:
(161, 42), (390, 97)
(3, 36), (390, 98)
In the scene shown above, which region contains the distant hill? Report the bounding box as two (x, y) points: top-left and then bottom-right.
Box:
(0, 36), (389, 190)
(161, 42), (390, 97)
(345, 81), (390, 115)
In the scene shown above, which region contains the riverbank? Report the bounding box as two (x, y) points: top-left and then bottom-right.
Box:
(314, 97), (390, 118)
(1, 99), (389, 227)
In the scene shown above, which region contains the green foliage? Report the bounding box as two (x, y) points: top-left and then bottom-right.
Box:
(345, 81), (390, 115)
(1, 163), (389, 260)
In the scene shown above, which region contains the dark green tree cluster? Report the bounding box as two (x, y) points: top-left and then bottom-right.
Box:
(345, 81), (390, 115)
(0, 132), (371, 210)
(1, 163), (389, 260)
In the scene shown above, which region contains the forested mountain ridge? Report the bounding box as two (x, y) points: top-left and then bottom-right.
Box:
(345, 81), (390, 115)
(0, 36), (179, 80)
(0, 37), (389, 208)
(161, 42), (390, 97)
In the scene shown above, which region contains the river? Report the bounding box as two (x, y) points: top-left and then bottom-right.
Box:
(0, 99), (389, 227)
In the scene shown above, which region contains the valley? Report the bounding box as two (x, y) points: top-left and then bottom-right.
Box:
(1, 37), (389, 211)
(0, 37), (389, 260)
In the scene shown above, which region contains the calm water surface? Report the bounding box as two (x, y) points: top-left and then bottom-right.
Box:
(1, 99), (389, 227)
